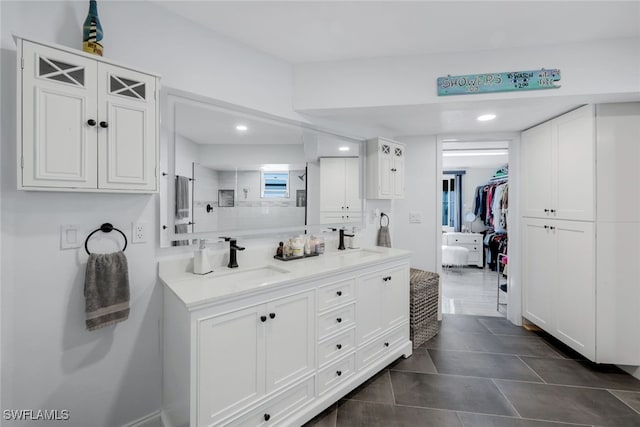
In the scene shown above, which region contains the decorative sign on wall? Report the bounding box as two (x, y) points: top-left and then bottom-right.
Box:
(437, 69), (561, 96)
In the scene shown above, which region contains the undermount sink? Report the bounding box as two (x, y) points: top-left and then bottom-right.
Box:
(207, 265), (290, 284)
(334, 248), (380, 259)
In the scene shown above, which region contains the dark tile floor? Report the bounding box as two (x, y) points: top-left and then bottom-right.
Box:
(304, 314), (640, 427)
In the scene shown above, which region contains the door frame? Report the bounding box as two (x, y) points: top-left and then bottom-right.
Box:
(436, 133), (522, 325)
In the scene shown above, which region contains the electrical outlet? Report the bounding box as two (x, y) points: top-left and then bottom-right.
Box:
(132, 222), (147, 244)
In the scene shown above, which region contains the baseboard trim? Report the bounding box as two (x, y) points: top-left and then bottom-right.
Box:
(123, 410), (163, 427)
(619, 365), (640, 381)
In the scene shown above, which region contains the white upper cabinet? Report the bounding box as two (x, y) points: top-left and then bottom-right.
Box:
(366, 138), (405, 199)
(521, 105), (595, 221)
(320, 157), (361, 224)
(18, 37), (160, 193)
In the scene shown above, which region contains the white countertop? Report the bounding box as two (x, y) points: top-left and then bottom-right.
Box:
(159, 246), (411, 310)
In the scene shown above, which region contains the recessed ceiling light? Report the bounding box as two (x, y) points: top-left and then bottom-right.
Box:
(338, 146), (350, 151)
(236, 125), (248, 131)
(477, 114), (496, 122)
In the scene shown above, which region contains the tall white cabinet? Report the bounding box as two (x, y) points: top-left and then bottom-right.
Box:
(521, 102), (640, 364)
(17, 37), (160, 193)
(319, 157), (361, 224)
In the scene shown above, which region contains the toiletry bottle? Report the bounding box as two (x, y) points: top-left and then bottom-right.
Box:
(194, 239), (213, 275)
(292, 237), (304, 257)
(317, 236), (325, 254)
(276, 242), (284, 258)
(304, 236), (311, 255)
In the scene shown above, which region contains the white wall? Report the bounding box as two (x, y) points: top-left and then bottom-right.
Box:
(392, 136), (439, 272)
(0, 1), (303, 426)
(294, 37), (640, 111)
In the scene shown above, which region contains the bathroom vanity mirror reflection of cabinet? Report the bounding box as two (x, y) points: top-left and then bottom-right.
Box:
(160, 89), (364, 247)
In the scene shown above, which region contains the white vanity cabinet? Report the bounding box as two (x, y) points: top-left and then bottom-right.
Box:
(366, 137), (405, 199)
(17, 37), (159, 193)
(320, 157), (361, 224)
(161, 250), (412, 427)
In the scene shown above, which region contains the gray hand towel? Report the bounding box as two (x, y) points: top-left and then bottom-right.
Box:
(377, 225), (392, 248)
(84, 251), (130, 331)
(172, 223), (190, 246)
(175, 176), (190, 219)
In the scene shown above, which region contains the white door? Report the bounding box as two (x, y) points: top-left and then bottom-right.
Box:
(320, 158), (347, 212)
(553, 220), (596, 359)
(521, 122), (552, 218)
(97, 63), (157, 191)
(198, 305), (265, 425)
(392, 144), (405, 197)
(344, 157), (361, 213)
(21, 41), (98, 189)
(379, 155), (394, 197)
(265, 291), (315, 393)
(553, 105), (595, 221)
(356, 271), (385, 344)
(382, 266), (408, 329)
(522, 218), (555, 330)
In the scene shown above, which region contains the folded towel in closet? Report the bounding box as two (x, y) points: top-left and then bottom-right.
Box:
(175, 176), (190, 219)
(84, 251), (130, 331)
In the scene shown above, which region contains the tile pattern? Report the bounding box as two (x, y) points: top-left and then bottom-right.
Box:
(304, 314), (640, 427)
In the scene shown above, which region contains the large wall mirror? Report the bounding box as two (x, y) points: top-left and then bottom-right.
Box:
(160, 89), (364, 247)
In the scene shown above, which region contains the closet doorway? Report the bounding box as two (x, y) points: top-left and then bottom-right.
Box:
(440, 141), (510, 317)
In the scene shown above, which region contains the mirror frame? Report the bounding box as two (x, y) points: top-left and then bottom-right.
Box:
(160, 87), (366, 248)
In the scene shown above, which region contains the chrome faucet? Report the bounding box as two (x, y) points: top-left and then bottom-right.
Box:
(329, 228), (355, 251)
(220, 237), (245, 268)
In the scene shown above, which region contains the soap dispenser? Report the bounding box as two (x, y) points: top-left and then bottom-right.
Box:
(194, 239), (213, 275)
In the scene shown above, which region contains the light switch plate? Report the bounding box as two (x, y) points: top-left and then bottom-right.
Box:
(409, 211), (423, 223)
(60, 225), (81, 250)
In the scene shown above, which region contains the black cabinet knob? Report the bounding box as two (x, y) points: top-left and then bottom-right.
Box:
(336, 344), (342, 350)
(384, 342), (390, 347)
(336, 291), (342, 296)
(550, 209), (556, 213)
(336, 317), (342, 323)
(87, 119), (96, 126)
(269, 313), (276, 319)
(336, 370), (342, 376)
(260, 315), (267, 322)
(544, 225), (549, 229)
(544, 209), (550, 213)
(264, 413), (271, 421)
(99, 121), (108, 128)
(550, 226), (556, 230)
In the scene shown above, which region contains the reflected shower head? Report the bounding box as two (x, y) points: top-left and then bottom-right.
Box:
(298, 172), (306, 181)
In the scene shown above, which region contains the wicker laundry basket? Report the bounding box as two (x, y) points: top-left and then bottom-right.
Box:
(409, 268), (440, 349)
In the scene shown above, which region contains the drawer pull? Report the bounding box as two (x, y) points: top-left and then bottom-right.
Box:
(384, 342), (390, 348)
(336, 291), (342, 296)
(336, 370), (342, 376)
(550, 209), (556, 213)
(99, 121), (109, 128)
(260, 315), (267, 322)
(544, 208), (550, 213)
(269, 313), (276, 319)
(264, 413), (271, 422)
(336, 317), (342, 323)
(544, 225), (549, 229)
(550, 226), (556, 230)
(87, 119), (96, 126)
(336, 344), (342, 350)
(382, 276), (392, 282)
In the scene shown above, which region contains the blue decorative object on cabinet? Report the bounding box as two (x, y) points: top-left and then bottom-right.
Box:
(83, 0), (103, 56)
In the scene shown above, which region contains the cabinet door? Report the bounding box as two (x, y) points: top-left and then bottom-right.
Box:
(356, 271), (385, 344)
(198, 305), (265, 425)
(553, 221), (595, 359)
(265, 291), (315, 393)
(392, 144), (405, 197)
(522, 218), (555, 330)
(553, 105), (595, 221)
(521, 122), (552, 218)
(379, 153), (394, 198)
(320, 158), (347, 212)
(344, 157), (361, 212)
(97, 63), (157, 191)
(382, 266), (408, 329)
(21, 41), (98, 189)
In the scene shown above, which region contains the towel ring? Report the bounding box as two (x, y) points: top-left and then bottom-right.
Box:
(85, 223), (128, 255)
(380, 212), (390, 227)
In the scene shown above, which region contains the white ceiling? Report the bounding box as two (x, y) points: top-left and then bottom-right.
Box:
(156, 1), (640, 63)
(159, 1), (640, 136)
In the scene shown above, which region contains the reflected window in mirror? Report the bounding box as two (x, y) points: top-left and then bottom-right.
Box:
(261, 170), (289, 198)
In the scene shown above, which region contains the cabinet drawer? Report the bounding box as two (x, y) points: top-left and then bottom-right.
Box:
(318, 279), (355, 312)
(357, 325), (408, 370)
(467, 252), (482, 263)
(318, 328), (356, 368)
(318, 353), (356, 395)
(449, 234), (482, 245)
(225, 377), (315, 427)
(318, 304), (355, 341)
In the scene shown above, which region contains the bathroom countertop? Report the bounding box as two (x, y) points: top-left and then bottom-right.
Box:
(159, 246), (411, 310)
